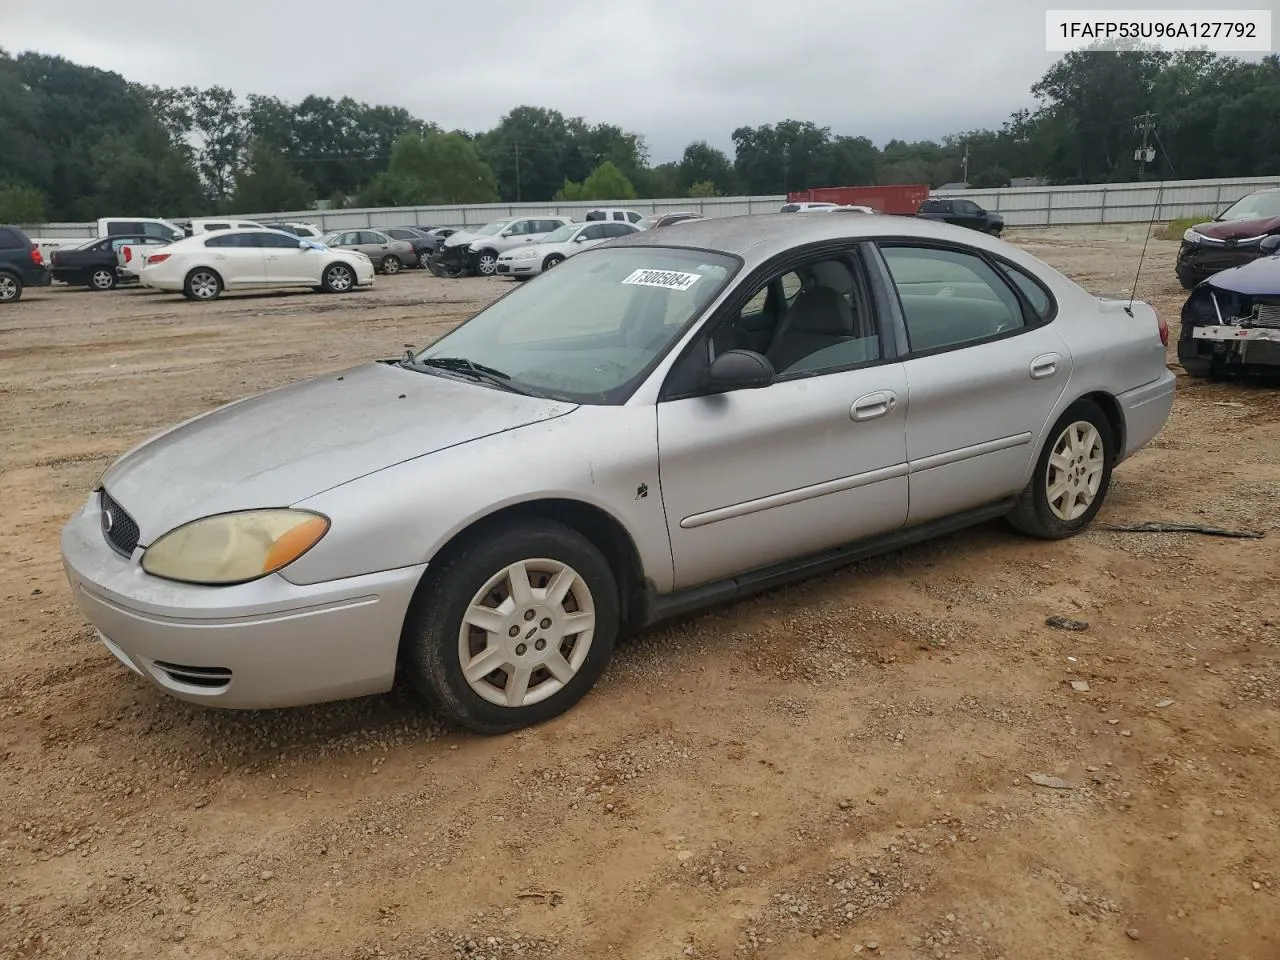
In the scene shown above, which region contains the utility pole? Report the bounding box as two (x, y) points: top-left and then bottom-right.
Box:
(782, 143), (791, 195)
(1133, 112), (1157, 180)
(513, 141), (521, 202)
(962, 143), (969, 186)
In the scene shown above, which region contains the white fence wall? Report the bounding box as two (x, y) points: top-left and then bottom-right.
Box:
(21, 175), (1280, 239)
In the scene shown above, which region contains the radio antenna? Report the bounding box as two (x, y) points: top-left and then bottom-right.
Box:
(1124, 178), (1164, 318)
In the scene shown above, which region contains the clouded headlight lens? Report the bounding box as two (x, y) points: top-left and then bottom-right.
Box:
(514, 249), (538, 260)
(1183, 228), (1203, 243)
(141, 509), (329, 585)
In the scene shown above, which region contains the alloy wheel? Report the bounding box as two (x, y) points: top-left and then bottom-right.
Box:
(325, 265), (353, 291)
(0, 276), (17, 301)
(91, 269), (116, 290)
(189, 272), (219, 300)
(476, 253), (497, 276)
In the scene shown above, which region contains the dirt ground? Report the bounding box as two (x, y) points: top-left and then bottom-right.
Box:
(1, 225), (1276, 960)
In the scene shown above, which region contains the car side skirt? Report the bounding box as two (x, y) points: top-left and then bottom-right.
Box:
(637, 498), (1015, 627)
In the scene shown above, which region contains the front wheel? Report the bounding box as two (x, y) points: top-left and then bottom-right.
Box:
(418, 250), (433, 270)
(473, 250), (498, 276)
(542, 254), (565, 271)
(380, 256), (402, 275)
(322, 262), (355, 293)
(401, 519), (619, 734)
(1006, 400), (1114, 539)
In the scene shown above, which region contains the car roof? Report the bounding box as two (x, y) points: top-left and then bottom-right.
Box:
(600, 212), (1005, 264)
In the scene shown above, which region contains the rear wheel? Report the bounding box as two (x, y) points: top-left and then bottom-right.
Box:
(321, 262), (355, 293)
(418, 250), (432, 269)
(380, 256), (402, 275)
(89, 268), (118, 291)
(1007, 400), (1114, 540)
(0, 274), (22, 303)
(401, 519), (619, 734)
(183, 269), (222, 301)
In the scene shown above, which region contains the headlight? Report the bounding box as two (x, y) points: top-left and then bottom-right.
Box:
(513, 249), (538, 260)
(141, 509), (329, 585)
(1183, 229), (1204, 244)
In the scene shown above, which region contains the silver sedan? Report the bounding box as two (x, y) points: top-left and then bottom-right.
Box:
(61, 214), (1175, 733)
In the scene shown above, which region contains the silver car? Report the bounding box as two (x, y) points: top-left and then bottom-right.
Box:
(320, 229), (414, 275)
(61, 214), (1175, 734)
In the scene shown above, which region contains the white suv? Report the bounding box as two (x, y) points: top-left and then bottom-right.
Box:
(584, 208), (645, 225)
(464, 216), (574, 276)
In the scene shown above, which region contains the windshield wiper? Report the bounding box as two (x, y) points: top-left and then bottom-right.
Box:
(403, 356), (551, 398)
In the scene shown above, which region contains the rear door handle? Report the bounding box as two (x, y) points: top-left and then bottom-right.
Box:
(1030, 353), (1061, 379)
(851, 390), (897, 421)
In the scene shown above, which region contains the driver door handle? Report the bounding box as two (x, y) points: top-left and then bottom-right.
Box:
(851, 390), (897, 421)
(1030, 353), (1061, 380)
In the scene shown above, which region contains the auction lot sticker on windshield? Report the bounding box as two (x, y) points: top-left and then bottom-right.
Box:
(622, 268), (701, 292)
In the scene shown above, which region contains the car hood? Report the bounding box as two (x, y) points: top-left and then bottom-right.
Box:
(100, 361), (577, 542)
(443, 230), (492, 249)
(1193, 216), (1280, 240)
(1204, 255), (1280, 296)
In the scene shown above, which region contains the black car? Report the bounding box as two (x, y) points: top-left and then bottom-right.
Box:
(381, 227), (439, 268)
(1174, 188), (1280, 289)
(917, 198), (1004, 236)
(1178, 235), (1280, 378)
(49, 235), (168, 290)
(0, 225), (52, 303)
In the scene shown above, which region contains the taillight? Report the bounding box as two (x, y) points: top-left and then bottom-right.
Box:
(123, 247), (133, 263)
(30, 248), (43, 266)
(146, 253), (171, 265)
(1157, 312), (1169, 347)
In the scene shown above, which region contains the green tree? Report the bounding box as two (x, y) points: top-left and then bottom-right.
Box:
(90, 120), (205, 217)
(553, 179), (585, 201)
(968, 166), (1012, 189)
(679, 141), (734, 194)
(229, 140), (313, 213)
(358, 131), (498, 206)
(732, 120), (832, 194)
(686, 180), (720, 198)
(183, 85), (248, 202)
(0, 183), (45, 222)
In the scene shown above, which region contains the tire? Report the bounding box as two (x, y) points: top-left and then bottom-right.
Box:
(0, 273), (21, 303)
(401, 519), (619, 734)
(321, 262), (355, 293)
(380, 256), (401, 275)
(542, 254), (565, 271)
(474, 249), (498, 277)
(182, 268), (222, 301)
(1176, 271), (1198, 290)
(418, 250), (432, 270)
(1007, 399), (1114, 540)
(88, 268), (118, 291)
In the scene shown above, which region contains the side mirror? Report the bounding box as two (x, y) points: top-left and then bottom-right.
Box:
(705, 349), (775, 393)
(573, 235), (588, 242)
(298, 240), (309, 249)
(1261, 235), (1280, 255)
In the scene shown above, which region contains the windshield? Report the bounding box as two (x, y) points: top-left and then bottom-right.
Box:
(541, 224), (578, 244)
(472, 219), (510, 236)
(1218, 192), (1280, 222)
(411, 247), (738, 403)
(321, 232), (340, 244)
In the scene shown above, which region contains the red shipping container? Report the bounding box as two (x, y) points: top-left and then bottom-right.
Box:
(786, 184), (929, 215)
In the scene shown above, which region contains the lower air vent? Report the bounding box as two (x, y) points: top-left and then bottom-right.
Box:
(151, 661), (232, 689)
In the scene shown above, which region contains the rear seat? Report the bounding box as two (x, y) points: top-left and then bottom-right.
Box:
(896, 294), (1015, 352)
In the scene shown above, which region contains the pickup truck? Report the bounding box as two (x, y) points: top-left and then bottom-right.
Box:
(916, 198), (1004, 236)
(30, 217), (185, 259)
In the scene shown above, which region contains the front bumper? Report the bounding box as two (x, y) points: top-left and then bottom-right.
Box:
(496, 259), (539, 277)
(1176, 241), (1260, 280)
(1178, 324), (1280, 372)
(1116, 368), (1176, 462)
(60, 492), (426, 709)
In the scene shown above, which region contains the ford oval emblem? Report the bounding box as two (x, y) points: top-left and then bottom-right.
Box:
(101, 508), (115, 534)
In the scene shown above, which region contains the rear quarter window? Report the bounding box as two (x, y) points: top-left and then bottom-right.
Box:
(996, 261), (1055, 320)
(0, 228), (27, 249)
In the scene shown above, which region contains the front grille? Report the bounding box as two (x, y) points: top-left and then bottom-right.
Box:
(152, 661), (232, 689)
(98, 489), (140, 557)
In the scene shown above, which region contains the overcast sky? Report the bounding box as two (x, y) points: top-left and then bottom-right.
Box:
(0, 0), (1268, 162)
